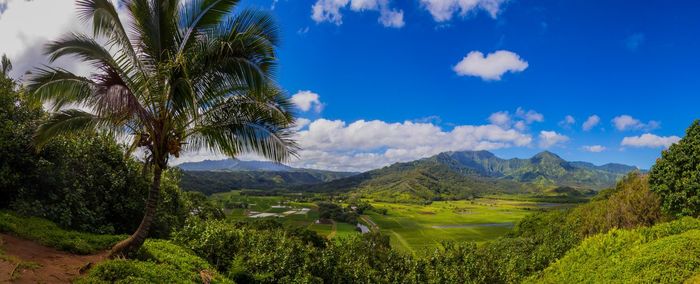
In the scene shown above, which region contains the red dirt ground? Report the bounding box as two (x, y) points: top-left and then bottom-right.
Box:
(0, 233), (107, 283)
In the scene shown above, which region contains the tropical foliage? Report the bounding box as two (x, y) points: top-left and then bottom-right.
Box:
(650, 120), (700, 217)
(27, 0), (297, 256)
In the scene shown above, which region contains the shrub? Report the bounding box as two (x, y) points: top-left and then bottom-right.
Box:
(573, 172), (664, 236)
(77, 240), (232, 284)
(528, 217), (700, 283)
(0, 211), (123, 254)
(173, 219), (323, 283)
(650, 120), (700, 217)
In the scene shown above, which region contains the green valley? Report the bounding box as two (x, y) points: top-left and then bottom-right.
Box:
(1, 0), (699, 283)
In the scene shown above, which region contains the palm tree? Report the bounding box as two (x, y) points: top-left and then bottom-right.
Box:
(1, 54), (12, 77)
(28, 0), (297, 257)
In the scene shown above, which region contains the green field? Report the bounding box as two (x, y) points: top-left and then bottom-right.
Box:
(209, 191), (571, 252)
(365, 198), (569, 253)
(210, 190), (360, 239)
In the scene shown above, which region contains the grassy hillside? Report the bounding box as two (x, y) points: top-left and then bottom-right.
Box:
(529, 217), (700, 283)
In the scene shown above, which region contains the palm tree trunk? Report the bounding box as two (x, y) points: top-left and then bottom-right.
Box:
(109, 165), (163, 258)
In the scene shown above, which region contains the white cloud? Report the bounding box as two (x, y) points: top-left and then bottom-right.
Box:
(488, 111), (511, 127)
(582, 115), (600, 131)
(582, 145), (606, 153)
(0, 0), (99, 79)
(311, 0), (404, 28)
(538, 131), (569, 148)
(172, 118), (534, 172)
(559, 115), (575, 129)
(488, 108), (542, 131)
(292, 118), (312, 131)
(378, 8), (405, 28)
(516, 107), (544, 124)
(311, 0), (505, 27)
(453, 50), (528, 81)
(292, 119), (532, 171)
(312, 0), (349, 25)
(612, 115), (660, 131)
(621, 134), (680, 148)
(291, 90), (325, 113)
(419, 0), (506, 22)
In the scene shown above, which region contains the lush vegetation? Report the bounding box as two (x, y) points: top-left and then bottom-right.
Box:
(1, 0), (700, 282)
(650, 120), (700, 217)
(301, 150), (621, 203)
(27, 0), (298, 256)
(0, 211), (123, 254)
(318, 202), (359, 224)
(181, 169), (355, 195)
(529, 217), (700, 283)
(77, 239), (232, 284)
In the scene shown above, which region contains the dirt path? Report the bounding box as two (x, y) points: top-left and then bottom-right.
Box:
(0, 234), (107, 283)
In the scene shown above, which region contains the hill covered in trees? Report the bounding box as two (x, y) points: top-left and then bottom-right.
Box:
(302, 150), (637, 202)
(179, 169), (357, 195)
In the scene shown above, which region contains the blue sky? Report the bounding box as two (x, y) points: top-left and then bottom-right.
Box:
(230, 0), (699, 171)
(1, 0), (698, 171)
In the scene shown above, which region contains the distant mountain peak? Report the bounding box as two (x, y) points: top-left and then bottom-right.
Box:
(176, 158), (292, 172)
(531, 151), (565, 163)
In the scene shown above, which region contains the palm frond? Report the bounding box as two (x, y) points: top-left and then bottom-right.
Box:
(34, 109), (104, 148)
(1, 54), (12, 76)
(178, 0), (240, 53)
(26, 68), (94, 111)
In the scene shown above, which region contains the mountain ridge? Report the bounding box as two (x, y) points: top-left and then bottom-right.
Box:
(302, 150), (640, 202)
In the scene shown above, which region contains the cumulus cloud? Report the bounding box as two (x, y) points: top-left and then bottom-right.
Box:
(0, 0), (98, 79)
(173, 117), (534, 172)
(311, 0), (404, 28)
(558, 115), (575, 129)
(292, 118), (312, 131)
(488, 108), (543, 131)
(291, 119), (532, 171)
(291, 90), (325, 113)
(311, 0), (506, 27)
(453, 50), (528, 81)
(488, 111), (511, 127)
(378, 8), (404, 28)
(538, 131), (569, 148)
(612, 115), (660, 131)
(582, 145), (606, 153)
(621, 134), (680, 148)
(420, 0), (507, 22)
(582, 115), (600, 131)
(516, 107), (544, 124)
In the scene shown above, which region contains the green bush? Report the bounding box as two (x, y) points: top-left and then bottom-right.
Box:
(77, 240), (232, 284)
(528, 217), (700, 283)
(650, 120), (700, 217)
(0, 211), (123, 254)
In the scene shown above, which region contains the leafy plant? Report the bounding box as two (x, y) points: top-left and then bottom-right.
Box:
(27, 0), (297, 257)
(650, 120), (700, 217)
(0, 211), (123, 254)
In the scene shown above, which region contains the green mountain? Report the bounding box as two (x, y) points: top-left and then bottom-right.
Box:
(303, 150), (639, 202)
(431, 150), (638, 189)
(179, 168), (356, 195)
